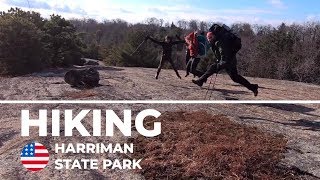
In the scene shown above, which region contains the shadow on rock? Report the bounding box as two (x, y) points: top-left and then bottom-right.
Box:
(211, 88), (250, 96)
(228, 84), (278, 91)
(225, 97), (240, 100)
(70, 84), (105, 90)
(26, 69), (67, 78)
(282, 119), (320, 131)
(240, 116), (320, 131)
(0, 130), (19, 148)
(255, 104), (319, 118)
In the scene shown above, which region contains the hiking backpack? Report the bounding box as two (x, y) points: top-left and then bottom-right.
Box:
(209, 24), (242, 52)
(185, 32), (209, 57)
(197, 34), (208, 56)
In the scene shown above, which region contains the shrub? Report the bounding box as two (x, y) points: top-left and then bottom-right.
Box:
(43, 15), (85, 67)
(0, 14), (45, 75)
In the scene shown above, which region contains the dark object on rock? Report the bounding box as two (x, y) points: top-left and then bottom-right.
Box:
(74, 58), (86, 66)
(64, 68), (100, 88)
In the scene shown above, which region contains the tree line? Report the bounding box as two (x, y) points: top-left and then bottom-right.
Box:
(1, 8), (320, 85)
(0, 8), (85, 75)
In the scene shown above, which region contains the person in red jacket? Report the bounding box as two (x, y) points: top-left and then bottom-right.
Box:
(185, 31), (206, 78)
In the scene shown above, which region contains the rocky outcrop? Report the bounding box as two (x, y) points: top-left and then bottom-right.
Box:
(64, 68), (100, 88)
(0, 64), (319, 179)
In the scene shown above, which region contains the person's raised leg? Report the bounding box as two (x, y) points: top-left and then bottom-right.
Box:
(169, 58), (182, 79)
(185, 58), (193, 77)
(190, 58), (204, 78)
(192, 63), (219, 87)
(226, 63), (258, 96)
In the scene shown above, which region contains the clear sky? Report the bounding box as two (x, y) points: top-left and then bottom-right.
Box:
(1, 0), (320, 26)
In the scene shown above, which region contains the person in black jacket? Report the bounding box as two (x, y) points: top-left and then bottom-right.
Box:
(146, 35), (185, 79)
(192, 24), (259, 96)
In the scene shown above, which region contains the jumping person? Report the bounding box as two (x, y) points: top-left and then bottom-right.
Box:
(192, 24), (259, 96)
(146, 35), (185, 79)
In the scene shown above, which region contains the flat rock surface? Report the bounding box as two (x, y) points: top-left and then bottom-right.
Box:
(0, 65), (319, 179)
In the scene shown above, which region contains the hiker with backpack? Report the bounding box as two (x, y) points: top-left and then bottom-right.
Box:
(185, 31), (210, 78)
(145, 35), (185, 79)
(192, 24), (259, 97)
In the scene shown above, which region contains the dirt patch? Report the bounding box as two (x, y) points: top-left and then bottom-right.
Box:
(62, 90), (97, 99)
(131, 111), (301, 179)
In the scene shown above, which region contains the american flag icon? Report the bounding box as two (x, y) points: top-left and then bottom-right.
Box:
(20, 142), (49, 172)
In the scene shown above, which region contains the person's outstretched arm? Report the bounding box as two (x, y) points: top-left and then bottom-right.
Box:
(172, 40), (186, 45)
(176, 35), (188, 45)
(146, 36), (164, 46)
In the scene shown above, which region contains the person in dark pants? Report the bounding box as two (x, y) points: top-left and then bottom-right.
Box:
(192, 25), (259, 96)
(184, 31), (206, 78)
(146, 35), (185, 79)
(186, 57), (202, 77)
(185, 48), (191, 65)
(176, 34), (199, 78)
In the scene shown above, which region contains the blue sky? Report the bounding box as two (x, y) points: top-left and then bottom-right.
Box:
(1, 0), (320, 25)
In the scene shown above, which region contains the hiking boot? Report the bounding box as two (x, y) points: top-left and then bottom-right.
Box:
(252, 84), (259, 97)
(155, 74), (159, 79)
(192, 79), (204, 87)
(185, 72), (189, 77)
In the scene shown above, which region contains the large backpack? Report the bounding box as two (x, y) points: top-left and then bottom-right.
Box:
(209, 24), (239, 37)
(209, 24), (241, 52)
(197, 34), (208, 56)
(185, 32), (209, 57)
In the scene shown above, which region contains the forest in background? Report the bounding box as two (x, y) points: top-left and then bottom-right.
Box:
(1, 8), (320, 84)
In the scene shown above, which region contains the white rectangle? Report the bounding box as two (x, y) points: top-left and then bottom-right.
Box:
(21, 157), (49, 161)
(35, 149), (48, 153)
(23, 164), (47, 168)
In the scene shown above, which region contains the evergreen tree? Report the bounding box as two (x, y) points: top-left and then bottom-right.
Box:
(0, 9), (45, 75)
(43, 15), (85, 67)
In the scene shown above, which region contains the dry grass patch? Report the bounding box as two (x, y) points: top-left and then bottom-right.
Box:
(131, 111), (300, 179)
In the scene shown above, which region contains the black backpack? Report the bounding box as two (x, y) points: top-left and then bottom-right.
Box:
(209, 24), (242, 52)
